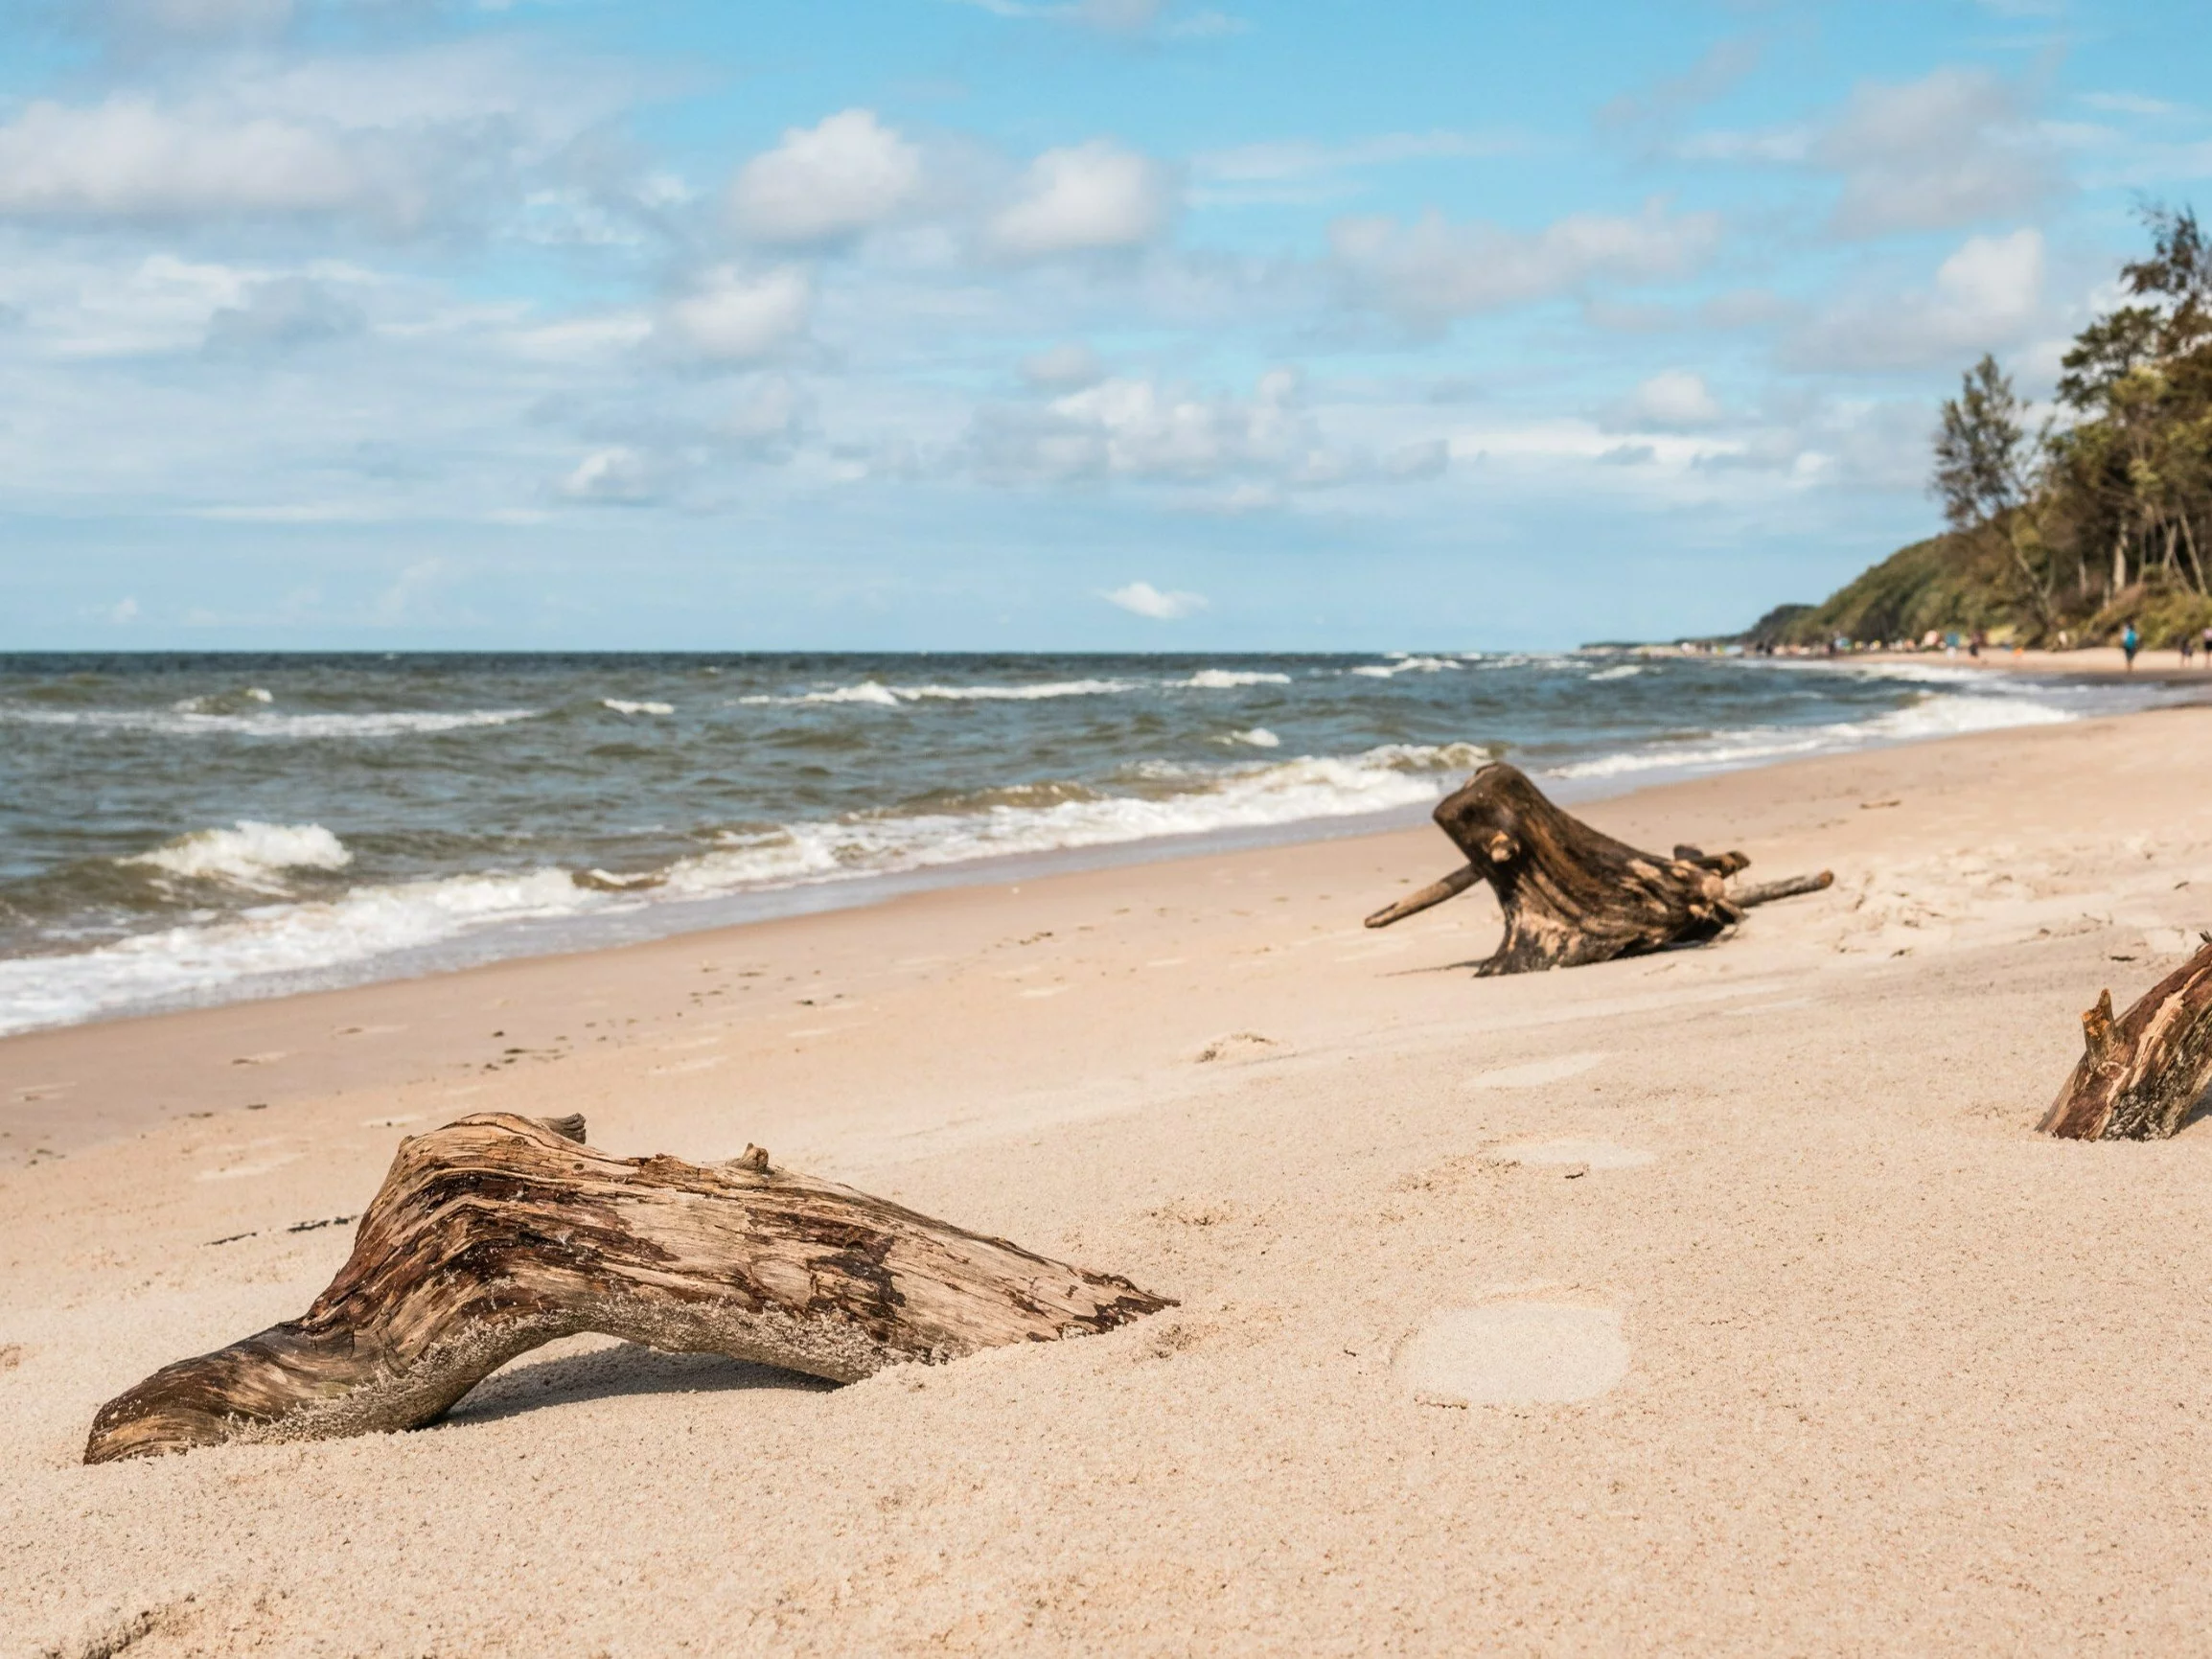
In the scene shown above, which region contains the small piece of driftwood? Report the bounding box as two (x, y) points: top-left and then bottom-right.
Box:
(2039, 933), (2212, 1141)
(1363, 762), (1833, 976)
(85, 1113), (1172, 1463)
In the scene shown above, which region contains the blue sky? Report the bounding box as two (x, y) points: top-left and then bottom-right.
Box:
(2, 0), (2208, 650)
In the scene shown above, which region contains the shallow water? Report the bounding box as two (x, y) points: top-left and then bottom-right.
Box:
(0, 650), (2170, 1035)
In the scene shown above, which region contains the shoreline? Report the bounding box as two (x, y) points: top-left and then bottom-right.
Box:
(0, 696), (2196, 1169)
(12, 701), (2212, 1650)
(8, 654), (2194, 1048)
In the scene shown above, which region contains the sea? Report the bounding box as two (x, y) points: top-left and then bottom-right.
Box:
(0, 650), (2185, 1038)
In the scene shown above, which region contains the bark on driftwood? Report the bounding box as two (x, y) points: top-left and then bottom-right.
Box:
(1363, 761), (1833, 976)
(2039, 933), (2212, 1141)
(86, 1113), (1172, 1463)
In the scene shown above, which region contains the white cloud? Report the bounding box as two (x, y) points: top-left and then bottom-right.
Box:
(1021, 342), (1103, 389)
(1103, 580), (1206, 619)
(1786, 228), (2046, 371)
(728, 109), (922, 245)
(659, 265), (812, 363)
(559, 446), (664, 504)
(1614, 369), (1724, 429)
(0, 97), (372, 220)
(203, 275), (364, 355)
(1331, 200), (1722, 329)
(989, 141), (1175, 258)
(1819, 69), (2061, 237)
(975, 366), (1333, 485)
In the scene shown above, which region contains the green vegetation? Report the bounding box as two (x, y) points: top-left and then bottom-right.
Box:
(1767, 206), (2212, 651)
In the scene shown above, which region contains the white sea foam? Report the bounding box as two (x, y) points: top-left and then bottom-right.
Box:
(602, 699), (676, 715)
(124, 821), (352, 892)
(738, 678), (1139, 706)
(0, 741), (1491, 1035)
(0, 867), (603, 1037)
(1179, 669), (1291, 689)
(1, 707), (537, 738)
(1548, 689), (2073, 781)
(1586, 664), (1643, 682)
(1349, 655), (1461, 680)
(1232, 727), (1282, 748)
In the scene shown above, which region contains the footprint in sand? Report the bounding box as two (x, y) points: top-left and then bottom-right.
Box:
(1395, 1302), (1629, 1406)
(1467, 1052), (1607, 1089)
(1489, 1139), (1653, 1171)
(1196, 1031), (1278, 1064)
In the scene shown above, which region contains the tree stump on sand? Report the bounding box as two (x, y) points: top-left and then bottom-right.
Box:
(1362, 761), (1833, 976)
(2039, 934), (2212, 1141)
(85, 1113), (1173, 1463)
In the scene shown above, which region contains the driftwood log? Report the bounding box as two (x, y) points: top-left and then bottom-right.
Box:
(2039, 934), (2212, 1140)
(1364, 762), (1833, 975)
(86, 1113), (1172, 1463)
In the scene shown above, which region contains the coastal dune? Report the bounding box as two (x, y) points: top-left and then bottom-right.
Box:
(9, 707), (2212, 1653)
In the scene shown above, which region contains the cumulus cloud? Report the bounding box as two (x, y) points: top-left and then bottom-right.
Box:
(1610, 369), (1724, 429)
(1684, 68), (2062, 239)
(202, 274), (364, 355)
(1786, 228), (2045, 371)
(0, 97), (372, 220)
(973, 366), (1335, 486)
(1102, 580), (1205, 619)
(658, 265), (811, 363)
(1818, 68), (2062, 236)
(988, 141), (1176, 258)
(727, 109), (922, 245)
(1330, 200), (1722, 330)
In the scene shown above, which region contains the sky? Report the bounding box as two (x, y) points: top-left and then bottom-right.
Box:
(1, 0), (2208, 651)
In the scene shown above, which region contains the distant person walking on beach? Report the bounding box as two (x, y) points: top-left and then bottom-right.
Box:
(2122, 622), (2140, 670)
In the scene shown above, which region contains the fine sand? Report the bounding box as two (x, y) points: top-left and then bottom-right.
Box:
(9, 706), (2212, 1654)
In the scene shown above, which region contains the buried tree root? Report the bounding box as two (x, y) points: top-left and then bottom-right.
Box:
(85, 1113), (1173, 1463)
(2040, 933), (2212, 1141)
(1364, 762), (1833, 975)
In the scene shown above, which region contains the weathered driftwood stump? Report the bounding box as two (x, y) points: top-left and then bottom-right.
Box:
(86, 1114), (1172, 1463)
(1364, 761), (1832, 975)
(2039, 934), (2212, 1140)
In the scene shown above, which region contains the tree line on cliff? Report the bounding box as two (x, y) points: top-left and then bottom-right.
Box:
(1761, 205), (2212, 650)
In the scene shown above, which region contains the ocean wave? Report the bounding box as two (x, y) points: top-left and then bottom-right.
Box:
(738, 678), (1136, 707)
(602, 699), (676, 715)
(0, 706), (538, 738)
(0, 866), (603, 1037)
(0, 740), (1492, 1035)
(1547, 689), (2072, 780)
(1349, 655), (1463, 680)
(1586, 664), (1643, 682)
(122, 821), (352, 893)
(1230, 727), (1281, 748)
(1178, 669), (1291, 689)
(652, 741), (1491, 900)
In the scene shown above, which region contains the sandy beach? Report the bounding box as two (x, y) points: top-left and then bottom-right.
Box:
(10, 704), (2212, 1654)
